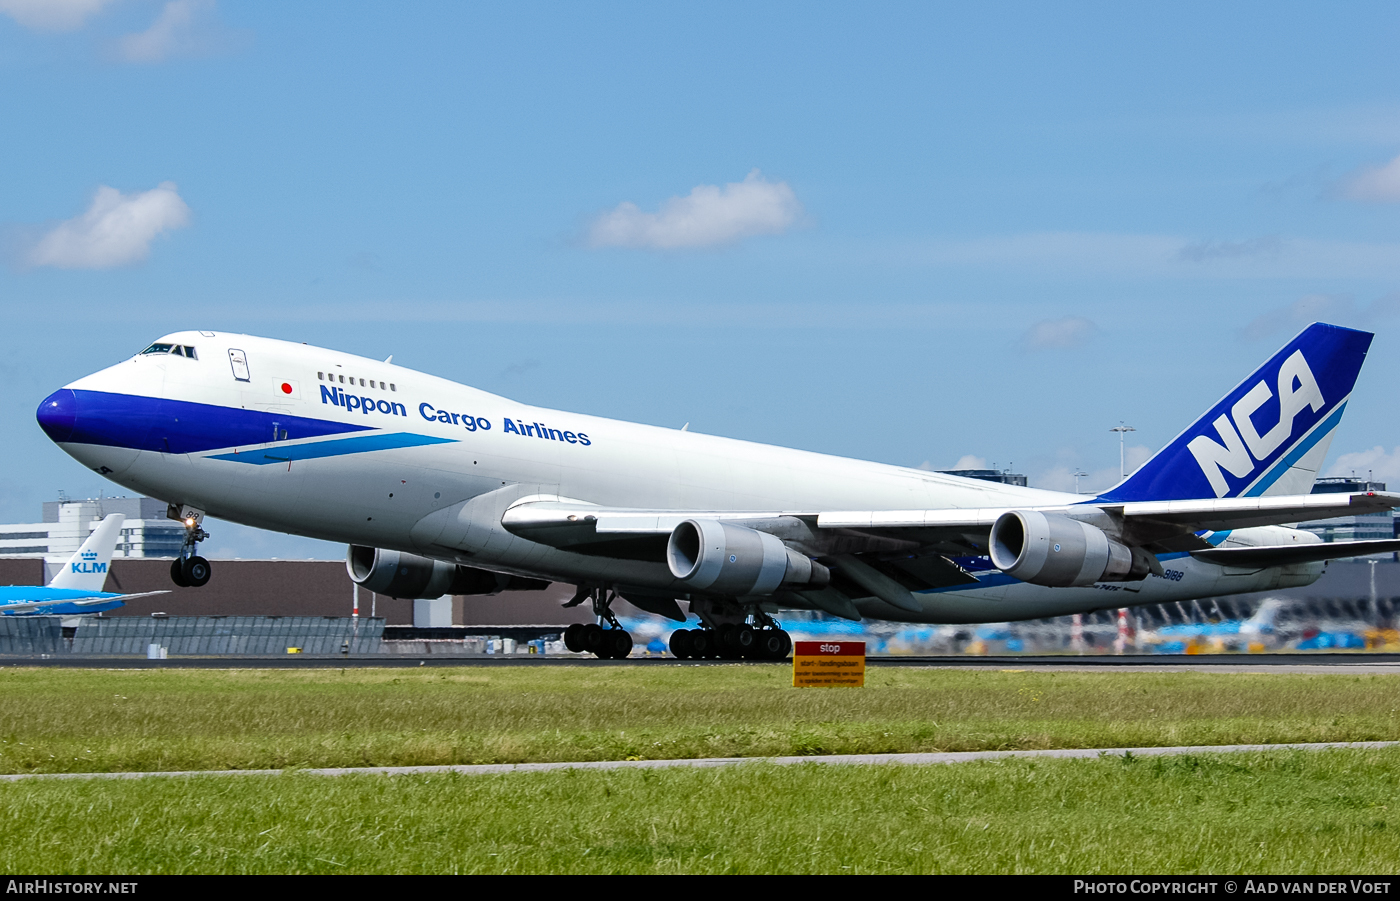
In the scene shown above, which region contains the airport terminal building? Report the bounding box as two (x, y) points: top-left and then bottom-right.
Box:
(0, 496), (185, 574)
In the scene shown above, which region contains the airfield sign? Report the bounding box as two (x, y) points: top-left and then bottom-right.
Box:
(792, 641), (865, 687)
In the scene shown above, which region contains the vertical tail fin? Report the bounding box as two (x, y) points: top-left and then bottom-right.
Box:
(1098, 323), (1372, 502)
(47, 513), (125, 591)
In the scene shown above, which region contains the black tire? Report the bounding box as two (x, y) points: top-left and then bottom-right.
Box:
(183, 556), (211, 587)
(564, 623), (586, 652)
(669, 629), (694, 659)
(608, 630), (633, 659)
(170, 558), (190, 588)
(755, 630), (786, 660)
(717, 623), (743, 660)
(775, 629), (792, 660)
(582, 623), (606, 654)
(735, 625), (757, 658)
(690, 629), (714, 658)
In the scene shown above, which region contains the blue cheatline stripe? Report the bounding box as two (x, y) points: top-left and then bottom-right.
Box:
(1243, 401), (1347, 498)
(206, 432), (456, 465)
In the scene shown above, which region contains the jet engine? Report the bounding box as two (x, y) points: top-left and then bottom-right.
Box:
(666, 519), (830, 597)
(346, 546), (548, 599)
(988, 510), (1146, 587)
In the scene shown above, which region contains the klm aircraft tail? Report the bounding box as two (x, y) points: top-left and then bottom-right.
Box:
(1098, 323), (1372, 503)
(47, 513), (125, 591)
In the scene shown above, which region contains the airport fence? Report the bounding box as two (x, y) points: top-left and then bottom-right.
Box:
(70, 615), (383, 656)
(0, 616), (65, 655)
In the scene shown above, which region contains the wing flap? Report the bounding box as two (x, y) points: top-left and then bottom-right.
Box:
(1192, 539), (1400, 568)
(816, 492), (1400, 540)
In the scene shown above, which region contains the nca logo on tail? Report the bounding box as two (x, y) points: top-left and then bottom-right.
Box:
(1187, 350), (1324, 497)
(71, 548), (107, 575)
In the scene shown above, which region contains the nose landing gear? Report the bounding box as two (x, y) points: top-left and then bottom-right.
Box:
(562, 586), (634, 659)
(167, 504), (211, 588)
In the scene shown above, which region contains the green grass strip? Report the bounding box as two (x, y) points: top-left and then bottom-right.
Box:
(2, 749), (1397, 874)
(2, 666), (1398, 773)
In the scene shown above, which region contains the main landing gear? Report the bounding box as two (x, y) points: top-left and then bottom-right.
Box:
(562, 586), (634, 659)
(669, 621), (792, 661)
(167, 504), (211, 588)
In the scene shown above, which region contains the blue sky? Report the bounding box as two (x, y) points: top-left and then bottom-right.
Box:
(3, 1), (1400, 558)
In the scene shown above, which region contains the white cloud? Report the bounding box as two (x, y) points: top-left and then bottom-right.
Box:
(898, 231), (1400, 280)
(1238, 292), (1400, 342)
(115, 0), (236, 63)
(1033, 446), (1152, 495)
(1022, 316), (1097, 350)
(1325, 446), (1400, 484)
(27, 182), (191, 269)
(920, 455), (989, 471)
(1341, 153), (1400, 203)
(586, 170), (803, 250)
(1177, 235), (1283, 263)
(0, 0), (113, 31)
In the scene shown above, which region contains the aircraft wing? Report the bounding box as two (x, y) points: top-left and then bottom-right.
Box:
(503, 491), (1400, 559)
(0, 590), (169, 614)
(816, 491), (1400, 551)
(1190, 539), (1400, 568)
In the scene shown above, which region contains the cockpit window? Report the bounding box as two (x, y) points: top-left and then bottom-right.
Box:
(139, 343), (197, 359)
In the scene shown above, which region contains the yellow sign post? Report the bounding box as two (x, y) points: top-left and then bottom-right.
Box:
(792, 640), (865, 687)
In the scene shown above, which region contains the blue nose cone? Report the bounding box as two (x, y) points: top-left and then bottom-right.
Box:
(37, 389), (77, 443)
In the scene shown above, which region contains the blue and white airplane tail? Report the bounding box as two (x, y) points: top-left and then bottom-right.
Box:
(1097, 323), (1372, 503)
(47, 513), (124, 591)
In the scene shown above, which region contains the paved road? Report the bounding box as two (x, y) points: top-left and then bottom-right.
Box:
(3, 740), (1396, 782)
(4, 653), (1400, 670)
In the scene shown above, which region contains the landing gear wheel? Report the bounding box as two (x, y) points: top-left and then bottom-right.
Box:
(182, 556), (211, 588)
(605, 630), (633, 659)
(735, 625), (758, 658)
(564, 623), (586, 653)
(717, 623), (743, 660)
(774, 629), (792, 660)
(754, 630), (787, 661)
(690, 629), (715, 659)
(582, 623), (606, 655)
(669, 629), (695, 659)
(169, 558), (190, 588)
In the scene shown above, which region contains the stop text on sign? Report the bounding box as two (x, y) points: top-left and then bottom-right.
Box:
(792, 640), (865, 688)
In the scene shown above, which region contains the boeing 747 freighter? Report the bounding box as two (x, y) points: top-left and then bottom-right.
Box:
(34, 323), (1400, 657)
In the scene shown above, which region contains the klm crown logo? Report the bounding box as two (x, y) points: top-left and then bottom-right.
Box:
(72, 547), (107, 575)
(1187, 350), (1325, 497)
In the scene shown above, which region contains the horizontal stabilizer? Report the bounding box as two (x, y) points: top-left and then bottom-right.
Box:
(1191, 540), (1400, 568)
(0, 589), (169, 615)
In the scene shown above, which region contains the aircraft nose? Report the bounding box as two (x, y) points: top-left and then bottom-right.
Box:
(36, 389), (77, 443)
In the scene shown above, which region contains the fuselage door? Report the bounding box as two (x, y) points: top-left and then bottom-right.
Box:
(228, 348), (251, 382)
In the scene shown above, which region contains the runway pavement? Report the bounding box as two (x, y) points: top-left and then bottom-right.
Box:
(3, 740), (1396, 782)
(4, 652), (1400, 671)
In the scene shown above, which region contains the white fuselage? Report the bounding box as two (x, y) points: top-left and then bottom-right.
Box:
(47, 331), (1323, 624)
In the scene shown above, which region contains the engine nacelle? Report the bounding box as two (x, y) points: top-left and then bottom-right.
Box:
(346, 546), (549, 599)
(988, 510), (1143, 588)
(666, 519), (830, 597)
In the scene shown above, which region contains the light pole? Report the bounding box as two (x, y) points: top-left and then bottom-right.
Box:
(1073, 469), (1088, 494)
(1110, 422), (1136, 479)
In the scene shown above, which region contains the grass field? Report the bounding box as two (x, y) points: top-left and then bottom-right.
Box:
(2, 749), (1398, 873)
(1, 665), (1398, 773)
